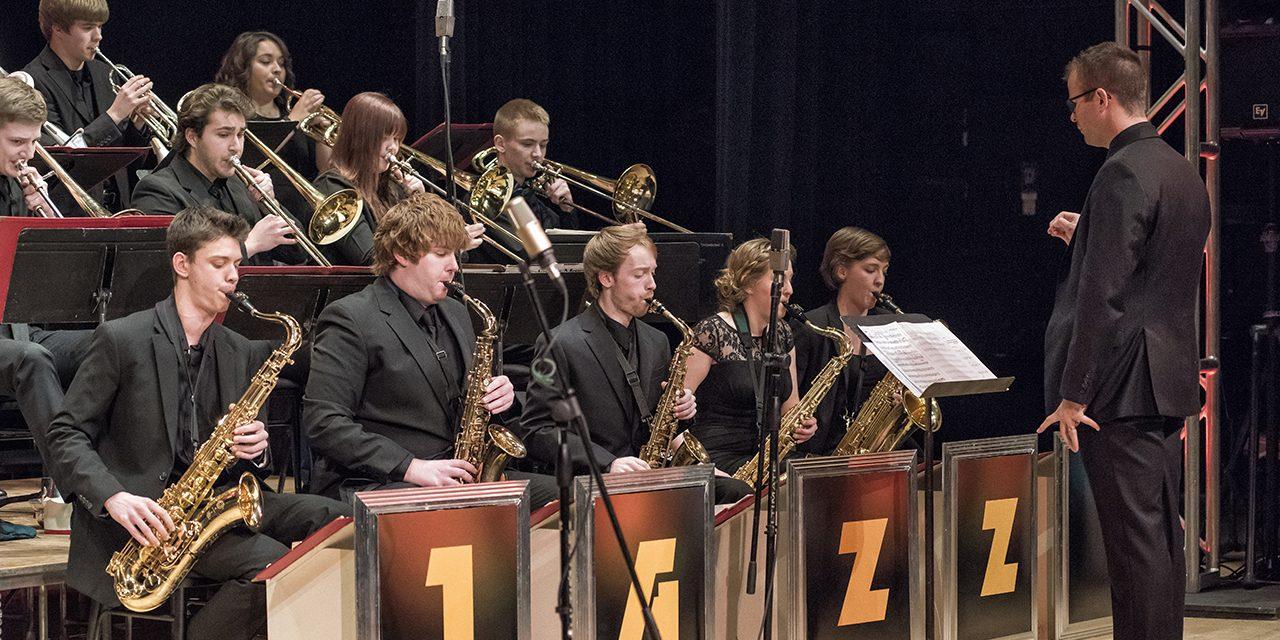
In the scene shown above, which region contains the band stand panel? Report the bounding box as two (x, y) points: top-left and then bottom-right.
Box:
(942, 435), (1039, 640)
(354, 482), (532, 640)
(572, 465), (716, 640)
(102, 239), (173, 320)
(783, 450), (923, 640)
(1052, 439), (1112, 639)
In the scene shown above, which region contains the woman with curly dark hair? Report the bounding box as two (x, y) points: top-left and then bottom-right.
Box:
(214, 31), (331, 175)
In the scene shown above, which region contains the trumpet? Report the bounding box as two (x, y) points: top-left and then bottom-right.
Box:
(240, 128), (364, 252)
(270, 79), (341, 147)
(385, 153), (524, 262)
(15, 160), (61, 218)
(94, 48), (176, 161)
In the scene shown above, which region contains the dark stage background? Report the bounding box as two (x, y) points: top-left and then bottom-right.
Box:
(2, 1), (1273, 466)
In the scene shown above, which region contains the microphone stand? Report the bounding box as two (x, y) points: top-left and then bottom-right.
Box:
(438, 13), (459, 212)
(514, 263), (664, 640)
(745, 266), (788, 639)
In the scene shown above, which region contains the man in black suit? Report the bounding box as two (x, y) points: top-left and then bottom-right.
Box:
(518, 225), (749, 502)
(43, 205), (348, 640)
(0, 76), (93, 469)
(1038, 42), (1210, 640)
(22, 0), (152, 210)
(132, 83), (302, 266)
(304, 192), (556, 506)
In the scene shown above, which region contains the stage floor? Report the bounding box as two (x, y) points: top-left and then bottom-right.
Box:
(1178, 617), (1280, 639)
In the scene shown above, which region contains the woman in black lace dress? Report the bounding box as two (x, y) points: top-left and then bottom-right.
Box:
(681, 238), (818, 476)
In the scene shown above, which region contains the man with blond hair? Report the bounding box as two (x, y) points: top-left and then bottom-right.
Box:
(486, 98), (579, 256)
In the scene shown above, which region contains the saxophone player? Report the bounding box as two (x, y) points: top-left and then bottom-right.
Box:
(518, 225), (751, 503)
(794, 226), (893, 455)
(42, 205), (349, 640)
(303, 192), (556, 506)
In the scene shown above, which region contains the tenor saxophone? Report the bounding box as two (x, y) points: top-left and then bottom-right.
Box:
(446, 282), (527, 482)
(733, 303), (854, 483)
(831, 293), (941, 456)
(637, 299), (711, 468)
(108, 292), (296, 612)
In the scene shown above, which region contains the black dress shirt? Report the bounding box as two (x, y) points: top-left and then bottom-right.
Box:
(156, 296), (222, 473)
(598, 305), (642, 430)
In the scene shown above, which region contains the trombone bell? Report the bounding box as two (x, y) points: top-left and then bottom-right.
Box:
(309, 190), (365, 245)
(614, 164), (656, 223)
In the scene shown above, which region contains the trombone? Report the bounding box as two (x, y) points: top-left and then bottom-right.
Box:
(31, 142), (142, 218)
(94, 48), (176, 161)
(385, 153), (524, 262)
(271, 83), (524, 260)
(15, 160), (60, 218)
(239, 129), (364, 257)
(472, 148), (691, 232)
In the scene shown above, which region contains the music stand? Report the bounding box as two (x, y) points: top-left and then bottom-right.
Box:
(32, 146), (150, 216)
(241, 120), (306, 168)
(409, 122), (494, 173)
(845, 313), (1014, 639)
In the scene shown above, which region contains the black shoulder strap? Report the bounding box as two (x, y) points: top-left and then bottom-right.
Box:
(609, 344), (653, 423)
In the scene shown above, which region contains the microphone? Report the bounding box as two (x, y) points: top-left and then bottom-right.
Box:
(769, 228), (791, 274)
(435, 0), (455, 38)
(506, 196), (563, 282)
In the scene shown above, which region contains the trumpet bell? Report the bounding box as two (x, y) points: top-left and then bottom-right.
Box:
(309, 189), (365, 245)
(613, 163), (656, 223)
(468, 165), (515, 224)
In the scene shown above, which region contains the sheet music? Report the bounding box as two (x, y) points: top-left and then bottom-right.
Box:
(859, 321), (996, 397)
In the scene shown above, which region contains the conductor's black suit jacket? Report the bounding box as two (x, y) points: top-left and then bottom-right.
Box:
(303, 277), (478, 499)
(42, 300), (273, 606)
(517, 307), (671, 474)
(1044, 122), (1210, 421)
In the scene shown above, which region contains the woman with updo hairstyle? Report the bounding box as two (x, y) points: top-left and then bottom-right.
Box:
(310, 92), (427, 265)
(680, 237), (818, 475)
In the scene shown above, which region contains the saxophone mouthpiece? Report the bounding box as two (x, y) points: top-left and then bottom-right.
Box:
(444, 281), (465, 297)
(646, 298), (662, 314)
(785, 302), (808, 322)
(226, 291), (256, 314)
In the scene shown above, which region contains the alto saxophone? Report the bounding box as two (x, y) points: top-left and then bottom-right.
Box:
(637, 300), (711, 468)
(446, 282), (527, 482)
(733, 303), (854, 483)
(108, 292), (296, 612)
(831, 293), (941, 456)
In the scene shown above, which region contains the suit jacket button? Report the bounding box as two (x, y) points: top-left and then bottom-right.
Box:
(159, 473), (167, 481)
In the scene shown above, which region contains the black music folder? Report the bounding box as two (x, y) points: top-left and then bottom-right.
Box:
(409, 122), (494, 173)
(241, 120), (306, 169)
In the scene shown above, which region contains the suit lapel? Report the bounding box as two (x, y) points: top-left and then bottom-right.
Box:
(38, 47), (93, 124)
(439, 299), (474, 373)
(89, 61), (115, 123)
(151, 322), (180, 452)
(375, 279), (451, 413)
(637, 322), (666, 403)
(212, 326), (246, 421)
(582, 310), (633, 413)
